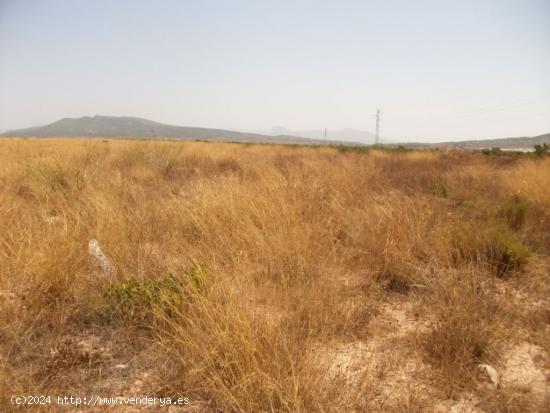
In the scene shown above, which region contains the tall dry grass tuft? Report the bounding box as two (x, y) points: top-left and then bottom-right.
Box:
(421, 267), (507, 383)
(161, 283), (330, 412)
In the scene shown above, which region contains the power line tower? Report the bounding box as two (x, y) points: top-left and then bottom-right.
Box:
(324, 128), (327, 145)
(375, 109), (381, 145)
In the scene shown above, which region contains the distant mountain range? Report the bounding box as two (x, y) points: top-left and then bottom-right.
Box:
(442, 133), (550, 150)
(400, 133), (550, 150)
(2, 115), (548, 150)
(0, 116), (335, 145)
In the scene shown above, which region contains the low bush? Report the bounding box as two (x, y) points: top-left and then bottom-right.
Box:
(500, 196), (529, 230)
(534, 143), (549, 156)
(105, 275), (183, 322)
(104, 265), (210, 323)
(449, 221), (529, 277)
(427, 183), (448, 198)
(490, 224), (530, 277)
(481, 147), (503, 156)
(151, 145), (181, 178)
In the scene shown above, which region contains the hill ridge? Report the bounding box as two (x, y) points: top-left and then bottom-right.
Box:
(1, 115), (323, 144)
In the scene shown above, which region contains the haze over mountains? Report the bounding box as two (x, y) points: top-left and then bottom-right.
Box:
(1, 116), (374, 145)
(1, 116), (326, 144)
(2, 115), (549, 150)
(441, 133), (550, 150)
(263, 127), (376, 144)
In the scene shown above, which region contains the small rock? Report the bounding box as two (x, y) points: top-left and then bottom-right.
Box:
(477, 364), (499, 388)
(88, 239), (113, 276)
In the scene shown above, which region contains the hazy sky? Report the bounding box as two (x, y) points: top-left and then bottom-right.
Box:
(1, 0), (549, 142)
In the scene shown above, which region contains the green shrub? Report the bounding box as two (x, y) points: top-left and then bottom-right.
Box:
(427, 183), (448, 198)
(490, 225), (530, 277)
(385, 145), (409, 153)
(105, 275), (183, 322)
(185, 264), (210, 295)
(335, 145), (371, 154)
(449, 222), (482, 263)
(481, 147), (503, 156)
(151, 146), (181, 177)
(449, 222), (529, 277)
(104, 265), (210, 322)
(500, 196), (529, 230)
(534, 143), (549, 156)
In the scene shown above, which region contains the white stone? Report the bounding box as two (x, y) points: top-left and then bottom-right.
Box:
(88, 239), (113, 275)
(478, 363), (499, 388)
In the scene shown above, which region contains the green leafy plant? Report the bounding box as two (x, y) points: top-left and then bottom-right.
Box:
(427, 183), (448, 198)
(151, 145), (181, 178)
(104, 265), (210, 322)
(449, 221), (529, 277)
(481, 147), (503, 156)
(534, 143), (549, 156)
(105, 275), (183, 321)
(490, 224), (530, 277)
(500, 196), (529, 230)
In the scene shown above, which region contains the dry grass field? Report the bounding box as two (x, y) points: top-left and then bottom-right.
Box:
(0, 139), (549, 412)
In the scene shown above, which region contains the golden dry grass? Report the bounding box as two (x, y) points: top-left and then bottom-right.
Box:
(0, 138), (549, 412)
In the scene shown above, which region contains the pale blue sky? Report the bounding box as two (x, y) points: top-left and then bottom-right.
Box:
(1, 0), (549, 142)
